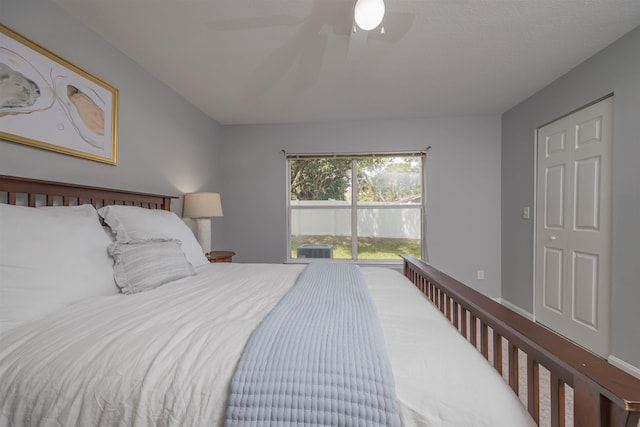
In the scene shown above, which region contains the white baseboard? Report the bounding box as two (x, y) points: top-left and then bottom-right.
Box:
(608, 355), (640, 379)
(492, 297), (534, 320)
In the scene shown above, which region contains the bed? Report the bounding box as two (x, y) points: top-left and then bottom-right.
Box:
(0, 174), (638, 427)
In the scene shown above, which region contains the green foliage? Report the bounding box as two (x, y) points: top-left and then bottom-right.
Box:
(290, 159), (351, 201)
(358, 157), (422, 202)
(290, 157), (421, 202)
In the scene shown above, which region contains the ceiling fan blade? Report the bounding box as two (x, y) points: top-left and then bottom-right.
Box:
(368, 11), (415, 42)
(295, 33), (328, 89)
(208, 15), (303, 31)
(320, 0), (355, 37)
(346, 25), (368, 61)
(241, 30), (301, 103)
(239, 0), (356, 100)
(241, 17), (335, 103)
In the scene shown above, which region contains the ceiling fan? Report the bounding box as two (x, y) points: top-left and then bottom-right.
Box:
(207, 1), (415, 101)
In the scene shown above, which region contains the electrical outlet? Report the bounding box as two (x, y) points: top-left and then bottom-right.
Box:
(477, 270), (485, 280)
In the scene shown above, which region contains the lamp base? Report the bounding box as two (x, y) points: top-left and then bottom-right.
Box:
(193, 218), (212, 254)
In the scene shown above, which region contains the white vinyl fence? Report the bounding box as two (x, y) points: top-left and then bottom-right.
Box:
(290, 201), (420, 239)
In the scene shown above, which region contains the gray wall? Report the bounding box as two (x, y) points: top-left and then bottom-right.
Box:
(1, 0), (222, 218)
(219, 116), (503, 296)
(501, 27), (640, 367)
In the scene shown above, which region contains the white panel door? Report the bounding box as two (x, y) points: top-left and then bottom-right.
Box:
(535, 97), (612, 358)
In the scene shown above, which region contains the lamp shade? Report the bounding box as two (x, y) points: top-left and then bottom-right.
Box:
(354, 0), (385, 31)
(183, 192), (223, 218)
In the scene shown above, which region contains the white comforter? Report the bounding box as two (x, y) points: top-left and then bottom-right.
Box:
(0, 263), (535, 427)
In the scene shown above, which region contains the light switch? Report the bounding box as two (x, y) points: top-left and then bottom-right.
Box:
(522, 207), (530, 220)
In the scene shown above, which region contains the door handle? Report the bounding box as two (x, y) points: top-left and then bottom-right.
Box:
(549, 236), (557, 241)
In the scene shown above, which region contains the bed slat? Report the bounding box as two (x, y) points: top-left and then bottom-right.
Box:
(481, 322), (489, 359)
(527, 358), (540, 423)
(550, 372), (565, 427)
(509, 343), (519, 394)
(470, 315), (478, 347)
(461, 308), (468, 337)
(493, 333), (503, 375)
(452, 301), (459, 329)
(573, 377), (601, 427)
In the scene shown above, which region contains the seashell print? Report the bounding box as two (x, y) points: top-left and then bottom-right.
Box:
(54, 75), (105, 148)
(67, 85), (104, 136)
(0, 62), (40, 109)
(0, 48), (55, 117)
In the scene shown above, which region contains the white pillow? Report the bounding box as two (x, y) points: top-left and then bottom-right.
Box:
(97, 205), (208, 267)
(0, 204), (118, 332)
(109, 239), (195, 294)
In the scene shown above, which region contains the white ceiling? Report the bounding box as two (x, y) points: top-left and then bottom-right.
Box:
(53, 0), (640, 125)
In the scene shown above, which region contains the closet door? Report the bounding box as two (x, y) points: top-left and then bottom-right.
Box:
(534, 97), (612, 358)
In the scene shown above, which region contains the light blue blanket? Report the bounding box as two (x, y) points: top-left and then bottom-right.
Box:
(225, 263), (401, 427)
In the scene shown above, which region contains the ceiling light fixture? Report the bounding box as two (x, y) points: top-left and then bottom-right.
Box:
(354, 0), (385, 31)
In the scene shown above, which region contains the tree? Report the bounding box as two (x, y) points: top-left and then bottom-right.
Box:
(358, 157), (421, 202)
(290, 159), (351, 200)
(290, 157), (419, 202)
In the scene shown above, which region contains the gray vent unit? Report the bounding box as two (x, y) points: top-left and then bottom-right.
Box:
(296, 244), (334, 259)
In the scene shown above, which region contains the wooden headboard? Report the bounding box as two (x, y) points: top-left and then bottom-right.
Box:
(0, 175), (175, 210)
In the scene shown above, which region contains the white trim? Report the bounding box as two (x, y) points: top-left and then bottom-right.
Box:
(286, 154), (426, 262)
(421, 155), (429, 262)
(532, 127), (539, 323)
(351, 159), (358, 259)
(285, 158), (292, 261)
(608, 355), (640, 379)
(493, 297), (534, 320)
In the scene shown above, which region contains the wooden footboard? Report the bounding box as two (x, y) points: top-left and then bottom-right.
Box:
(402, 255), (640, 427)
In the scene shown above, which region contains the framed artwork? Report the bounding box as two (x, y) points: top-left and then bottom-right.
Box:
(0, 24), (118, 165)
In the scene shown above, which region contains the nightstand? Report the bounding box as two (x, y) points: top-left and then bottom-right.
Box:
(207, 251), (235, 263)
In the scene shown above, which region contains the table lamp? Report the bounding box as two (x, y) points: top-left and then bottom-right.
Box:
(183, 192), (223, 254)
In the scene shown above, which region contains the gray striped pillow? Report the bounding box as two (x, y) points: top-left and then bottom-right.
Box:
(108, 239), (196, 294)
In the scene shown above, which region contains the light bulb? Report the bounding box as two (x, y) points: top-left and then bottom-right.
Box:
(354, 0), (385, 31)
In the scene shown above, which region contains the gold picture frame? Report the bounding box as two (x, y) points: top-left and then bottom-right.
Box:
(0, 24), (118, 165)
